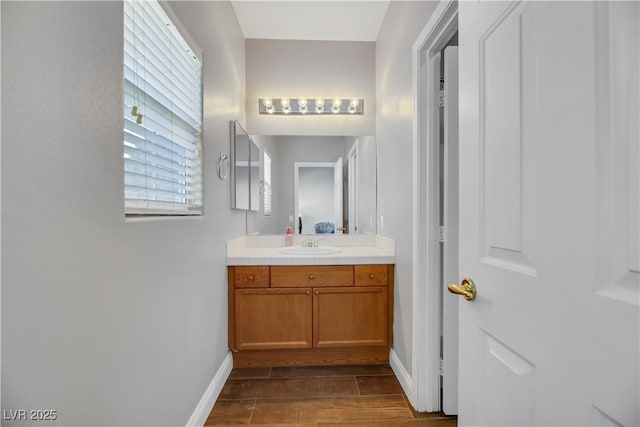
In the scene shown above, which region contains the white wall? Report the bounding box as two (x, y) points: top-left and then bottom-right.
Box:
(246, 39), (375, 136)
(376, 1), (439, 376)
(1, 1), (246, 425)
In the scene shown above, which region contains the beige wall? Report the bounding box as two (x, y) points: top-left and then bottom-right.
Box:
(376, 1), (439, 375)
(246, 39), (376, 136)
(1, 1), (245, 425)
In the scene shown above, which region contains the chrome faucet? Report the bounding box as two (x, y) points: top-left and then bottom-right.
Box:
(301, 239), (320, 248)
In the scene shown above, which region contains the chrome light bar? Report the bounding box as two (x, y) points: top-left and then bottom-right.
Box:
(259, 98), (364, 115)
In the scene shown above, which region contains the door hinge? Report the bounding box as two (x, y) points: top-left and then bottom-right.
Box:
(439, 225), (445, 243)
(438, 90), (445, 107)
(439, 357), (444, 376)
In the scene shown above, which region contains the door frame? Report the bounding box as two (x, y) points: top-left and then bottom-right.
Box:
(408, 0), (458, 412)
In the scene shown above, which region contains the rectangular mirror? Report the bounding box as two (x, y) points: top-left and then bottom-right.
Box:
(246, 135), (376, 235)
(230, 120), (259, 211)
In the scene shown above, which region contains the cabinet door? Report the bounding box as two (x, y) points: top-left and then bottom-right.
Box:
(313, 287), (388, 348)
(235, 288), (312, 350)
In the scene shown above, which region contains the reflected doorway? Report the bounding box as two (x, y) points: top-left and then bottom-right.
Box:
(294, 158), (343, 234)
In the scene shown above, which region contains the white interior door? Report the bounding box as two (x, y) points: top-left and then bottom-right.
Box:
(458, 2), (639, 426)
(442, 45), (459, 416)
(334, 157), (343, 233)
(348, 144), (359, 234)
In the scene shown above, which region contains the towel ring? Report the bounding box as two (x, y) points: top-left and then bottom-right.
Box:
(218, 152), (230, 180)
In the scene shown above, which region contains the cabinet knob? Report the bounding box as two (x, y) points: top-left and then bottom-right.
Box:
(315, 290), (320, 295)
(248, 274), (255, 281)
(309, 274), (315, 280)
(369, 273), (375, 279)
(305, 290), (310, 295)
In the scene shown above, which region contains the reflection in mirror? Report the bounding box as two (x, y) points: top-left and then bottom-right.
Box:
(249, 139), (260, 212)
(247, 135), (376, 235)
(294, 160), (343, 234)
(230, 120), (260, 211)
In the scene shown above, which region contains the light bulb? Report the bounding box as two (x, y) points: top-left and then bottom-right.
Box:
(316, 99), (324, 113)
(332, 99), (341, 113)
(281, 98), (290, 108)
(298, 98), (308, 113)
(263, 98), (273, 108)
(350, 98), (359, 108)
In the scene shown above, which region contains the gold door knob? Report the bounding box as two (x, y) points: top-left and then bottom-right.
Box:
(369, 273), (375, 279)
(309, 274), (315, 280)
(447, 278), (477, 301)
(248, 274), (255, 281)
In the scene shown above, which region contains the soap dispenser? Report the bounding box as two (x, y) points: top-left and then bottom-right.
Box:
(285, 227), (293, 246)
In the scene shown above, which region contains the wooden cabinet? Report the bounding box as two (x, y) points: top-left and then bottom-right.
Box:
(228, 264), (394, 367)
(235, 288), (312, 350)
(313, 286), (388, 348)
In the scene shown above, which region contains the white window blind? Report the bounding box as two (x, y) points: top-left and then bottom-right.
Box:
(123, 0), (203, 215)
(263, 151), (272, 216)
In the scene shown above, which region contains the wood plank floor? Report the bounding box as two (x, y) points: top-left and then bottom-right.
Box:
(205, 365), (457, 426)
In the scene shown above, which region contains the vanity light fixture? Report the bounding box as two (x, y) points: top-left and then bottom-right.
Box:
(258, 98), (364, 115)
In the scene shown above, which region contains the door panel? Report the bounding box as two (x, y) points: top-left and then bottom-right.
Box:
(595, 1), (640, 302)
(479, 1), (536, 276)
(592, 2), (640, 424)
(478, 331), (534, 426)
(459, 1), (639, 426)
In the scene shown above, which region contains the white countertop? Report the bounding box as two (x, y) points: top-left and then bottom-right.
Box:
(227, 235), (395, 266)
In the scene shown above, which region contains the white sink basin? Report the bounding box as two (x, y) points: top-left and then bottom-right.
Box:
(278, 246), (342, 255)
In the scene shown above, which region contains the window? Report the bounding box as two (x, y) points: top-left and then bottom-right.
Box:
(123, 0), (203, 215)
(263, 151), (272, 216)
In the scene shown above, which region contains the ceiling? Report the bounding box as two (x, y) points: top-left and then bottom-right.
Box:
(230, 1), (391, 42)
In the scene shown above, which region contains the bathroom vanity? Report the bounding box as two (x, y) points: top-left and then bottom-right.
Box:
(227, 236), (395, 367)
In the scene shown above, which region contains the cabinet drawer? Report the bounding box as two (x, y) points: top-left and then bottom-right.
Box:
(234, 266), (270, 288)
(355, 265), (388, 287)
(271, 265), (353, 288)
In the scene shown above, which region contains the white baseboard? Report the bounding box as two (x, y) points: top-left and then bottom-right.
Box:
(186, 351), (233, 427)
(389, 347), (416, 408)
